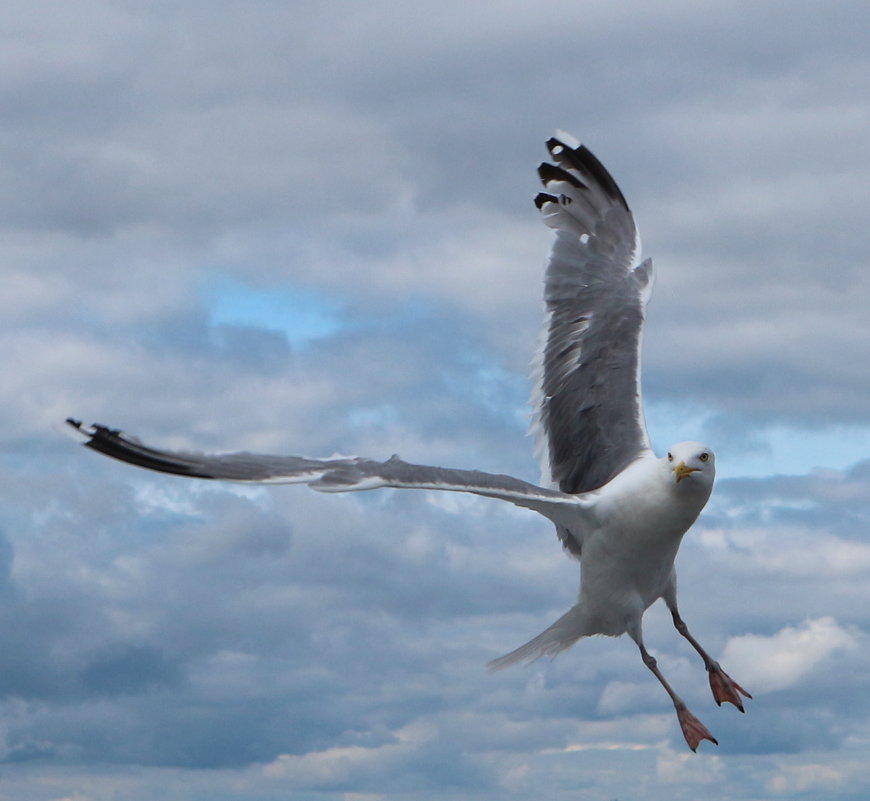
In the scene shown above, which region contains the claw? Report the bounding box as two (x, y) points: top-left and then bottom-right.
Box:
(676, 702), (718, 752)
(708, 663), (752, 711)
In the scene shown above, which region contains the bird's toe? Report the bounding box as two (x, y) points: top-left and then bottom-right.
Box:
(708, 663), (752, 711)
(676, 702), (718, 752)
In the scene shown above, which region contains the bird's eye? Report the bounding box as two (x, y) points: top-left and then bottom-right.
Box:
(699, 452), (709, 462)
(667, 452), (673, 462)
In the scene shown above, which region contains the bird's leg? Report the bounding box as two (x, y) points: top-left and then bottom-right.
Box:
(627, 615), (717, 751)
(670, 609), (752, 711)
(635, 641), (717, 752)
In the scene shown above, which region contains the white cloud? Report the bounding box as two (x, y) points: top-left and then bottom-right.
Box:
(721, 617), (859, 693)
(766, 762), (847, 795)
(696, 524), (870, 581)
(261, 741), (407, 785)
(656, 746), (724, 785)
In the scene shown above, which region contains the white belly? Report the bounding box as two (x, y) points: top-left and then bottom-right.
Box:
(574, 492), (699, 634)
(577, 531), (679, 635)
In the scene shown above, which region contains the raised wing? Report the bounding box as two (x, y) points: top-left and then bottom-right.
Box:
(66, 420), (587, 528)
(530, 135), (655, 495)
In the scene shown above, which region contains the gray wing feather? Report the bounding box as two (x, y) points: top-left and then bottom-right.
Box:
(66, 420), (586, 527)
(530, 137), (654, 496)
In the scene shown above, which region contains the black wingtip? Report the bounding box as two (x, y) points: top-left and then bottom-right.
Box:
(64, 419), (216, 479)
(534, 192), (559, 210)
(545, 136), (630, 212)
(67, 419), (124, 443)
(537, 162), (587, 190)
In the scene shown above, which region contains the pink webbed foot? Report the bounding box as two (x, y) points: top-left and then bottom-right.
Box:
(676, 702), (718, 752)
(708, 662), (752, 711)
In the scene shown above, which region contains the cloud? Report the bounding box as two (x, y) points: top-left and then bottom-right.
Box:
(1, 1), (870, 799)
(767, 761), (848, 795)
(721, 617), (859, 693)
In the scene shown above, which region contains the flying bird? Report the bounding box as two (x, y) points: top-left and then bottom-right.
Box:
(67, 133), (750, 750)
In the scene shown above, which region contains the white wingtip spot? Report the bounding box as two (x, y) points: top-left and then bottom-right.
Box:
(554, 129), (581, 149)
(61, 418), (95, 443)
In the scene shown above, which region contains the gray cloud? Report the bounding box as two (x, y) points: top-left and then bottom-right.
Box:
(1, 0), (869, 799)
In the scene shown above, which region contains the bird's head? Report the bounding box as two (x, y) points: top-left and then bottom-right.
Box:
(665, 442), (715, 489)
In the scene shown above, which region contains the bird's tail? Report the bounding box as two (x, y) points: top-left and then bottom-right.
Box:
(487, 604), (588, 671)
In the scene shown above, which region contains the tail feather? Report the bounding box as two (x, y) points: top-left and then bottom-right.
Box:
(488, 605), (587, 671)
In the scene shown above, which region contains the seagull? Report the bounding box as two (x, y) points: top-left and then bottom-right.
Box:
(67, 133), (750, 750)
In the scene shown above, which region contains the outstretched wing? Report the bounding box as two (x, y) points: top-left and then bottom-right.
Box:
(531, 134), (655, 496)
(66, 420), (588, 528)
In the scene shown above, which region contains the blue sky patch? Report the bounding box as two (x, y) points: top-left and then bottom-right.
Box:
(201, 274), (345, 345)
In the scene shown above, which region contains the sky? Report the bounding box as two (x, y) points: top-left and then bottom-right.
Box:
(2, 0), (870, 799)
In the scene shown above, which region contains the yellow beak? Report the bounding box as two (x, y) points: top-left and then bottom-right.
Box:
(673, 461), (699, 483)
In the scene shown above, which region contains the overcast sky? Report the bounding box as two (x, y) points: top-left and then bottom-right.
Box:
(2, 1), (870, 799)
